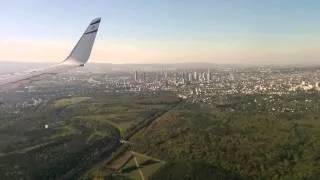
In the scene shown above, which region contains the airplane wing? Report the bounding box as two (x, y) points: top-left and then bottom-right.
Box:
(0, 17), (101, 89)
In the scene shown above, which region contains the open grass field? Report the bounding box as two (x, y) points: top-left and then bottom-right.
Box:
(54, 97), (91, 108)
(73, 114), (133, 135)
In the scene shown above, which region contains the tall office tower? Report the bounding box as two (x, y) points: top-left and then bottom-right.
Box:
(182, 72), (186, 81)
(194, 71), (197, 81)
(188, 73), (192, 82)
(134, 70), (138, 82)
(207, 69), (211, 83)
(199, 74), (202, 82)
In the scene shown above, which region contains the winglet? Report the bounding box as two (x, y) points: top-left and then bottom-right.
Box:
(63, 17), (101, 65)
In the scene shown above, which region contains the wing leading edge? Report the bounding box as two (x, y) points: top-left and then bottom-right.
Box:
(0, 17), (101, 88)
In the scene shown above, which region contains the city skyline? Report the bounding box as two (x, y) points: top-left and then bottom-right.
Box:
(1, 0), (320, 64)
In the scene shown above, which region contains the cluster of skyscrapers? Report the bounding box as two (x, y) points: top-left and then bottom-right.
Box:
(133, 69), (212, 85)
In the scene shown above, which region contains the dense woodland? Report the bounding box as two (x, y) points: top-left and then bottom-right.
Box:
(131, 93), (320, 179)
(1, 90), (320, 179)
(150, 162), (242, 180)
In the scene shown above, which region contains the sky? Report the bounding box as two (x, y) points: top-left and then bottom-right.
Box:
(1, 0), (320, 64)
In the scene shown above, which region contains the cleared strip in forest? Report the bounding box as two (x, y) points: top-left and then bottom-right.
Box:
(123, 100), (183, 140)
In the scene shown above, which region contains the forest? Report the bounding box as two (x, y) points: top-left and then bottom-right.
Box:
(1, 89), (320, 179)
(130, 93), (320, 179)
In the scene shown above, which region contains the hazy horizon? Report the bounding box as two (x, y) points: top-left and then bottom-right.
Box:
(1, 0), (320, 64)
(2, 60), (320, 67)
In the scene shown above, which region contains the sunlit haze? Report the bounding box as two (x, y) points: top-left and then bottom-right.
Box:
(1, 0), (320, 64)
